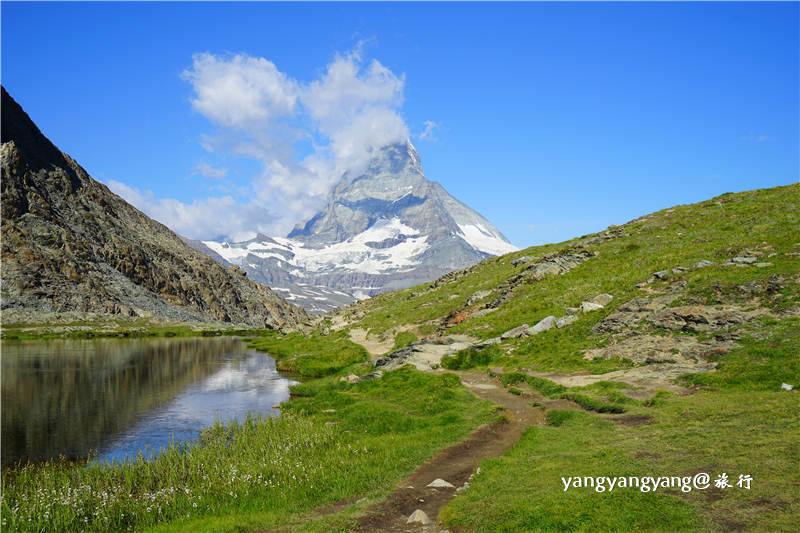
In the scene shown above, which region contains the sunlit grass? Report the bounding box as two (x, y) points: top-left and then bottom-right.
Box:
(247, 330), (369, 378)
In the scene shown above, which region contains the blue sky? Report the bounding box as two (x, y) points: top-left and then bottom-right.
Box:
(2, 2), (798, 247)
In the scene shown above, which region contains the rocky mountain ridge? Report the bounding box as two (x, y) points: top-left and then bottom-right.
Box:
(0, 87), (307, 328)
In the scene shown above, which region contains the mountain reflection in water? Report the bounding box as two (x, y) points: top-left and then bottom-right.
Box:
(1, 337), (294, 466)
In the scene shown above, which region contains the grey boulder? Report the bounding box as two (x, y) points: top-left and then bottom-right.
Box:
(591, 294), (614, 306)
(407, 509), (432, 525)
(530, 315), (557, 334)
(501, 324), (530, 339)
(580, 301), (605, 312)
(556, 315), (578, 328)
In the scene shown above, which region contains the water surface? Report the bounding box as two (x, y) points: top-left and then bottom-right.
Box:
(1, 337), (293, 466)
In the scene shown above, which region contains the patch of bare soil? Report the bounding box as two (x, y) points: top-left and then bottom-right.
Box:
(610, 414), (655, 426)
(353, 371), (545, 532)
(374, 336), (476, 372)
(521, 364), (699, 400)
(349, 328), (395, 361)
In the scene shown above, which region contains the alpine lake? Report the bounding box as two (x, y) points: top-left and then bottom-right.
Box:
(1, 337), (295, 467)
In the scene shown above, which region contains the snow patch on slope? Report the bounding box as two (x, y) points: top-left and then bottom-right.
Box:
(204, 218), (429, 276)
(457, 224), (519, 256)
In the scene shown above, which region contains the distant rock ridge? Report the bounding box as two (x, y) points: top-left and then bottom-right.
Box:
(1, 86), (307, 327)
(200, 140), (517, 312)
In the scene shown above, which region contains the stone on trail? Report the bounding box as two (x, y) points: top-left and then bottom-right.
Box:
(530, 316), (556, 334)
(501, 324), (530, 339)
(755, 262), (773, 268)
(591, 293), (614, 306)
(653, 270), (670, 280)
(580, 301), (604, 312)
(427, 478), (456, 488)
(407, 509), (432, 525)
(731, 256), (757, 264)
(340, 374), (360, 384)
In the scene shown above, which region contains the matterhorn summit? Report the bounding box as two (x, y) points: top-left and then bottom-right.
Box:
(197, 140), (517, 312)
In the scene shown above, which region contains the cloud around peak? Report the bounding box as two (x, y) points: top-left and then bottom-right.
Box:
(114, 48), (426, 241)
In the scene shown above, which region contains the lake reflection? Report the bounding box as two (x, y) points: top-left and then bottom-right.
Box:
(1, 337), (294, 466)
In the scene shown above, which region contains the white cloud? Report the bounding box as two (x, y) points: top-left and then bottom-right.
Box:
(182, 53), (298, 130)
(107, 179), (273, 242)
(417, 120), (439, 142)
(132, 48), (413, 240)
(192, 162), (228, 180)
(303, 50), (408, 175)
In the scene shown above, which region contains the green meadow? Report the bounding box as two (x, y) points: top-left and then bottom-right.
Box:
(3, 184), (799, 532)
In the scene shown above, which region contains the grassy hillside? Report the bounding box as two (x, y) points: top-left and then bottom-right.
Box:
(337, 183), (799, 353)
(326, 183), (800, 531)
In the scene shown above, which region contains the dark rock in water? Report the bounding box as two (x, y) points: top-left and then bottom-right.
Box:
(0, 87), (306, 327)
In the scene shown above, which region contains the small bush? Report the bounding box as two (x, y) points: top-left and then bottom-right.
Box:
(441, 345), (500, 370)
(560, 392), (625, 413)
(499, 372), (528, 387)
(500, 373), (567, 398)
(546, 410), (580, 427)
(391, 331), (419, 351)
(644, 390), (673, 407)
(526, 376), (569, 397)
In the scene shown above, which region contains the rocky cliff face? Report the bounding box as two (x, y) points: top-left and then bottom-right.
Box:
(0, 87), (307, 328)
(201, 141), (517, 312)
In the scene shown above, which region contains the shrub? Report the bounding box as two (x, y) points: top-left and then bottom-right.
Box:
(441, 345), (500, 370)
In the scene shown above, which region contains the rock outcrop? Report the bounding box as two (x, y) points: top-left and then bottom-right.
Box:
(0, 87), (306, 328)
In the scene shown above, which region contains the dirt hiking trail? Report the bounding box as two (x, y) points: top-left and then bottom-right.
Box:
(353, 370), (546, 532)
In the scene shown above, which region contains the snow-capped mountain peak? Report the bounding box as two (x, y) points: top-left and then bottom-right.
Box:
(196, 141), (517, 312)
